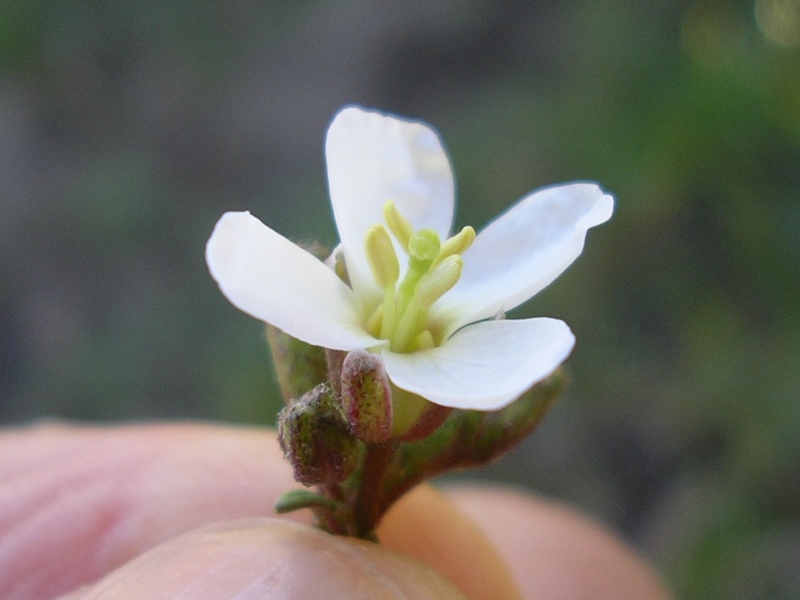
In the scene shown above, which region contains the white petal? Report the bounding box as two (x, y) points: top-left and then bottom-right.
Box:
(326, 106), (455, 302)
(432, 183), (613, 336)
(381, 318), (575, 410)
(206, 211), (380, 351)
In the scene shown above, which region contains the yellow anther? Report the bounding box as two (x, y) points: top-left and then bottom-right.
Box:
(415, 255), (463, 310)
(365, 225), (399, 288)
(366, 304), (384, 338)
(413, 330), (435, 351)
(363, 200), (474, 353)
(331, 247), (350, 285)
(434, 226), (476, 266)
(383, 200), (414, 251)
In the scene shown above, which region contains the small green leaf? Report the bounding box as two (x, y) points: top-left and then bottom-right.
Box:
(274, 489), (347, 514)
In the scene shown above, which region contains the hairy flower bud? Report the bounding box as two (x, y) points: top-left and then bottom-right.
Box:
(278, 384), (358, 485)
(340, 350), (393, 443)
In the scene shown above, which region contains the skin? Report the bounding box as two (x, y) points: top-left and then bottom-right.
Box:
(0, 423), (673, 599)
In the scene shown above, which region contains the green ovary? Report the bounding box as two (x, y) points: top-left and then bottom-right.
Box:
(364, 201), (475, 353)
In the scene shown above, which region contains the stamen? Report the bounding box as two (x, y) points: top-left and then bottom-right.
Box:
(329, 247), (350, 285)
(392, 294), (427, 353)
(379, 285), (397, 340)
(365, 225), (399, 288)
(415, 255), (463, 310)
(392, 257), (462, 352)
(366, 304), (384, 337)
(383, 200), (414, 252)
(363, 201), (472, 354)
(434, 226), (476, 266)
(413, 330), (435, 351)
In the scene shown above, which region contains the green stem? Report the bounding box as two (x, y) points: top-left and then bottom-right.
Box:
(352, 441), (395, 538)
(379, 285), (397, 340)
(312, 483), (354, 536)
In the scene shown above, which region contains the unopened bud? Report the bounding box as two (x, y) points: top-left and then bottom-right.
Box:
(278, 384), (359, 485)
(340, 350), (393, 443)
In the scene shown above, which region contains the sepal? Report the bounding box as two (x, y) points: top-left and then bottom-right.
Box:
(381, 370), (565, 508)
(266, 325), (328, 403)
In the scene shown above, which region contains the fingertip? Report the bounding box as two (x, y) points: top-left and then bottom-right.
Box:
(447, 486), (673, 600)
(379, 486), (523, 600)
(70, 519), (465, 600)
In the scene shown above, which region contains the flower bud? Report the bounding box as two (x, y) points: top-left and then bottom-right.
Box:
(278, 384), (359, 485)
(340, 350), (393, 443)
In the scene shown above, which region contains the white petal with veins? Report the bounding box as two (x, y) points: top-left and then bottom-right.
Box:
(326, 107), (455, 303)
(381, 318), (575, 410)
(206, 211), (380, 351)
(207, 107), (614, 412)
(432, 183), (613, 336)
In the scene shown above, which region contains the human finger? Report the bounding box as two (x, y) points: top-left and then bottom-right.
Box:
(61, 519), (465, 600)
(446, 486), (673, 600)
(0, 423), (301, 598)
(0, 424), (517, 599)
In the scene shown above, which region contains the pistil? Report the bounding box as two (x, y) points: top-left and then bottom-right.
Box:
(363, 201), (475, 352)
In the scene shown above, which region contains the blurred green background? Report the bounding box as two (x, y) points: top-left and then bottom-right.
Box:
(1, 1), (798, 597)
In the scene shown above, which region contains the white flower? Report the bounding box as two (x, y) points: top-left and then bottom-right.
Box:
(206, 106), (613, 412)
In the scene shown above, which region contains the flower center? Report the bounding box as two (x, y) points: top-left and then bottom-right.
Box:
(364, 201), (475, 353)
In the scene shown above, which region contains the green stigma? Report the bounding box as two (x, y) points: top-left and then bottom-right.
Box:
(364, 201), (475, 353)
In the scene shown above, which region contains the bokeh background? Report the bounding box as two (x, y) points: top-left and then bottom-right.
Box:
(1, 1), (799, 597)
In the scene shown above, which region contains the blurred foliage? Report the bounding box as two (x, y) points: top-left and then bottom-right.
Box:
(1, 1), (798, 597)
